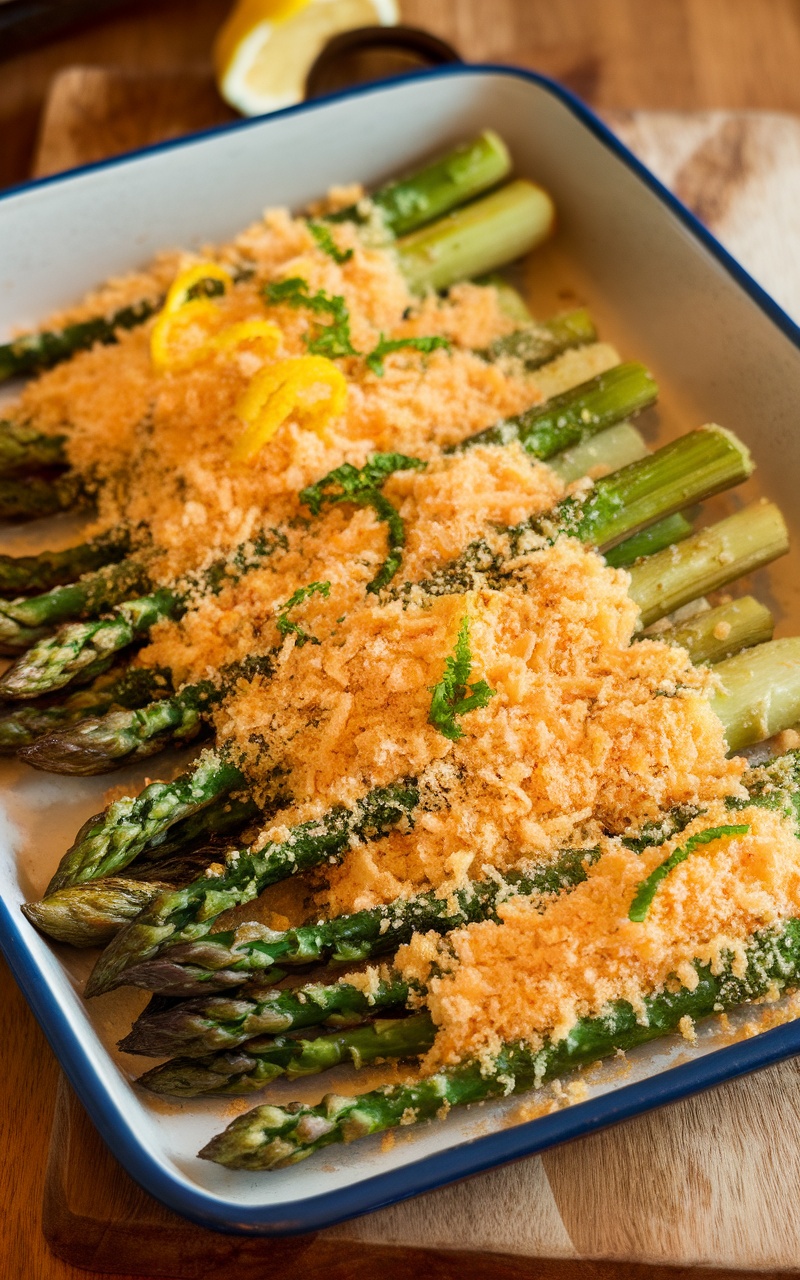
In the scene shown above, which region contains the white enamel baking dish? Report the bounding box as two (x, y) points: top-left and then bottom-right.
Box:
(2, 65), (800, 1235)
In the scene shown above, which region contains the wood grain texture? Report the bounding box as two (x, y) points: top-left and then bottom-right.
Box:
(5, 0), (800, 189)
(608, 110), (800, 324)
(33, 67), (236, 178)
(44, 1076), (800, 1280)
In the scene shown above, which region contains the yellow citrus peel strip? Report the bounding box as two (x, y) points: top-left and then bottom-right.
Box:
(151, 263), (285, 373)
(151, 261), (233, 372)
(205, 320), (283, 358)
(233, 356), (347, 461)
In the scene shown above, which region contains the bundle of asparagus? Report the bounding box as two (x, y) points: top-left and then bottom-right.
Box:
(5, 130), (800, 1179)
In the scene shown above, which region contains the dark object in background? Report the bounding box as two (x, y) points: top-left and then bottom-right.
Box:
(0, 0), (138, 58)
(305, 25), (461, 100)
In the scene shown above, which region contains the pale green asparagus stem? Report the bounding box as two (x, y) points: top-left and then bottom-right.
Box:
(547, 421), (647, 483)
(627, 501), (787, 629)
(658, 596), (774, 666)
(200, 919), (800, 1169)
(396, 180), (556, 294)
(327, 130), (512, 238)
(711, 638), (800, 753)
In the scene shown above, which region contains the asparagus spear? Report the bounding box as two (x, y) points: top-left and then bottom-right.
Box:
(609, 512), (691, 568)
(0, 419), (68, 474)
(0, 299), (158, 384)
(22, 845), (238, 948)
(475, 273), (534, 323)
(624, 502), (786, 632)
(478, 308), (597, 371)
(0, 473), (84, 522)
(139, 1013), (436, 1097)
(712, 637), (800, 753)
(448, 362), (657, 458)
(396, 180), (555, 295)
(0, 134), (512, 387)
(327, 130), (512, 238)
(20, 441), (763, 779)
(120, 970), (412, 1057)
(45, 747), (249, 895)
(28, 592), (775, 954)
(0, 527), (286, 700)
(72, 843), (603, 972)
(0, 662), (171, 754)
(0, 526), (133, 596)
(23, 792), (261, 945)
(627, 500), (787, 629)
(659, 596), (774, 666)
(85, 633), (800, 1001)
(417, 425), (753, 599)
(0, 557), (152, 652)
(200, 918), (800, 1169)
(605, 511), (692, 568)
(547, 420), (648, 484)
(21, 651), (276, 774)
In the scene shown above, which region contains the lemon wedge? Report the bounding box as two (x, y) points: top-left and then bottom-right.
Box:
(214, 0), (399, 116)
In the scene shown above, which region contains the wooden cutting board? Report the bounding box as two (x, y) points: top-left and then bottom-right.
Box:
(32, 68), (800, 1277)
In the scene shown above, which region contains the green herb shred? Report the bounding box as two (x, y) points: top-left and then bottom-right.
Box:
(365, 334), (451, 377)
(308, 221), (354, 265)
(263, 277), (357, 358)
(276, 581), (331, 647)
(628, 824), (750, 922)
(428, 614), (496, 741)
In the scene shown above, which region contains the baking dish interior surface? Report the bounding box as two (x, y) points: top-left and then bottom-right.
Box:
(1, 65), (800, 1232)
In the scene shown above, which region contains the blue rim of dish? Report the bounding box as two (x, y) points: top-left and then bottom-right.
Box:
(2, 62), (800, 1237)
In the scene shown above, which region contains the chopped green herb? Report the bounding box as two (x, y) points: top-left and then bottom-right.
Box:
(308, 221), (354, 265)
(186, 276), (227, 301)
(300, 453), (426, 514)
(276, 581), (331, 647)
(306, 319), (358, 360)
(300, 454), (426, 593)
(428, 615), (496, 742)
(628, 823), (750, 922)
(265, 278), (450, 368)
(365, 333), (451, 377)
(263, 277), (357, 358)
(263, 277), (332, 315)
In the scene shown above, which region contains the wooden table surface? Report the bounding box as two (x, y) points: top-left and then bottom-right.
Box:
(4, 2), (800, 1276)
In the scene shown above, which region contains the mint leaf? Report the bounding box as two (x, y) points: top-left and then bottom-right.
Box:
(276, 580), (330, 647)
(308, 221), (354, 265)
(299, 453), (426, 593)
(264, 277), (334, 316)
(428, 615), (496, 741)
(300, 453), (426, 515)
(263, 276), (357, 358)
(628, 824), (750, 922)
(366, 333), (450, 377)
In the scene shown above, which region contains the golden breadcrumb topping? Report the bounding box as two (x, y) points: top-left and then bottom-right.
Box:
(17, 212), (543, 583)
(397, 806), (800, 1070)
(14, 195), (789, 1077)
(216, 538), (742, 913)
